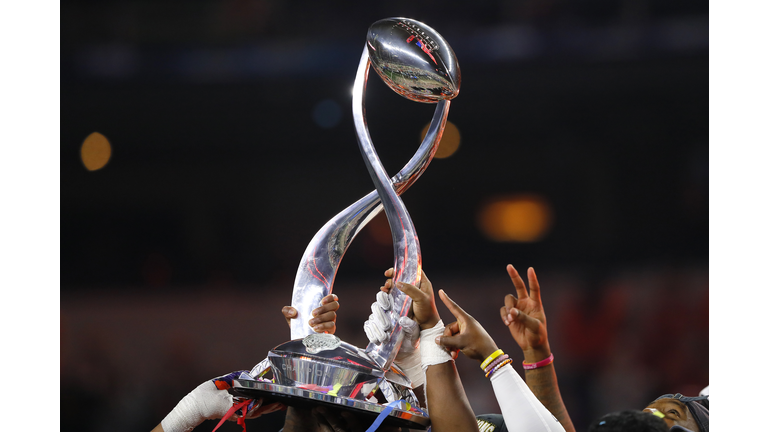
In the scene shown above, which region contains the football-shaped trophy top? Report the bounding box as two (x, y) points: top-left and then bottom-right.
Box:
(367, 18), (460, 103)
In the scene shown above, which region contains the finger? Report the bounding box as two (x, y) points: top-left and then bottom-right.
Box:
(506, 264), (529, 300)
(384, 267), (394, 278)
(258, 402), (286, 416)
(442, 322), (461, 357)
(282, 306), (297, 328)
(377, 291), (393, 310)
(500, 306), (510, 326)
(528, 267), (542, 304)
(396, 281), (429, 304)
(381, 278), (393, 293)
(443, 321), (460, 337)
(435, 333), (464, 351)
(244, 399), (263, 418)
(312, 321), (337, 333)
(501, 294), (517, 325)
(312, 300), (340, 317)
(320, 293), (339, 305)
(438, 289), (469, 321)
(309, 310), (337, 327)
(509, 307), (540, 333)
(420, 269), (433, 294)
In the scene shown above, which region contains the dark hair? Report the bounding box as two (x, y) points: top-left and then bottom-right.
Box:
(588, 410), (668, 432)
(651, 393), (709, 432)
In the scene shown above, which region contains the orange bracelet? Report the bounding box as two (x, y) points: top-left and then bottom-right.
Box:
(485, 358), (512, 378)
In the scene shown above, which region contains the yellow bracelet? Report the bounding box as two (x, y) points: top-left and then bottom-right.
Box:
(480, 349), (504, 370)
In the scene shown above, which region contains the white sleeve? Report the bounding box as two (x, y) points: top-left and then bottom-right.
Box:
(489, 364), (565, 432)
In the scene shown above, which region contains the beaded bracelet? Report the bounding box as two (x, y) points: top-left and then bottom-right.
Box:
(483, 354), (509, 374)
(485, 358), (512, 378)
(480, 349), (504, 370)
(522, 353), (554, 370)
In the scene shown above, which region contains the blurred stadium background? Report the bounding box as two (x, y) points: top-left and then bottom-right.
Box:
(60, 1), (708, 430)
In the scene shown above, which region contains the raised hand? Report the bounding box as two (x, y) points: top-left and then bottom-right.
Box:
(367, 268), (428, 393)
(282, 293), (340, 334)
(385, 268), (441, 330)
(435, 290), (499, 363)
(500, 265), (549, 359)
(500, 265), (575, 432)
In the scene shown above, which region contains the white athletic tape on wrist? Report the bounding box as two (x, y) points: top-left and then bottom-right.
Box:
(419, 320), (454, 369)
(161, 381), (233, 432)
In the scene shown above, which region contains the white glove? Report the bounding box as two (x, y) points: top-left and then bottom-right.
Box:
(363, 291), (426, 388)
(363, 291), (394, 344)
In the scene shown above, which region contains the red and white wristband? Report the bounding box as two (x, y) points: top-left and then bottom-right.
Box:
(522, 353), (554, 370)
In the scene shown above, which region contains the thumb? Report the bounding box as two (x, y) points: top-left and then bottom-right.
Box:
(508, 307), (539, 332)
(435, 333), (464, 352)
(282, 306), (297, 328)
(443, 321), (460, 337)
(396, 281), (428, 304)
(441, 322), (461, 359)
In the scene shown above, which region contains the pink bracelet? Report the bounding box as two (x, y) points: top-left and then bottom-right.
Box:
(522, 353), (554, 370)
(483, 354), (509, 374)
(486, 358), (512, 378)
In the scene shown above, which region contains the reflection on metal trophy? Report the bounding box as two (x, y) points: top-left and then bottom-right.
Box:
(229, 18), (460, 429)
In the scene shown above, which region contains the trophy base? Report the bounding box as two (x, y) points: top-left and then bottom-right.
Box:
(229, 379), (430, 430)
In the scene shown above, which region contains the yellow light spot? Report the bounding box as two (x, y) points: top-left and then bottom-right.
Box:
(477, 195), (553, 242)
(421, 120), (460, 159)
(80, 132), (112, 171)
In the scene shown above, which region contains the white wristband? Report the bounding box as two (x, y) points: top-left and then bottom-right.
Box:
(419, 320), (454, 369)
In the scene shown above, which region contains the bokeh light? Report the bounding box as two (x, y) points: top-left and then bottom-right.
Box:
(421, 120), (460, 158)
(477, 194), (554, 242)
(80, 132), (112, 171)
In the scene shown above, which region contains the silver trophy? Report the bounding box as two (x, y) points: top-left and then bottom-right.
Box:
(230, 18), (460, 429)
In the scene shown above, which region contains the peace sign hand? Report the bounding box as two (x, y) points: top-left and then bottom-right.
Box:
(500, 265), (550, 359)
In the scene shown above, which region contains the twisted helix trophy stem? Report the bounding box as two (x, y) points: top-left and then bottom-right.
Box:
(290, 17), (459, 372)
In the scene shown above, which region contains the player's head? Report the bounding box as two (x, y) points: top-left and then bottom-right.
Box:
(643, 393), (709, 432)
(587, 410), (668, 432)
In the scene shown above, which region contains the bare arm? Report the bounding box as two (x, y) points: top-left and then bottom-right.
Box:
(423, 360), (479, 432)
(395, 272), (480, 432)
(520, 350), (573, 432)
(501, 265), (575, 432)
